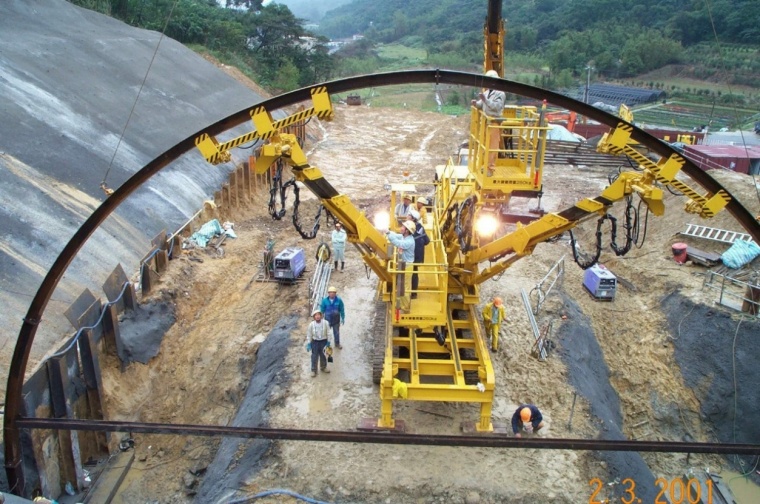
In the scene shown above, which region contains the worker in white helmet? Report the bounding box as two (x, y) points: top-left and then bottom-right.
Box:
(331, 222), (347, 272)
(472, 69), (505, 173)
(394, 193), (413, 224)
(320, 286), (345, 349)
(305, 308), (333, 377)
(385, 220), (416, 310)
(407, 210), (429, 298)
(415, 196), (428, 223)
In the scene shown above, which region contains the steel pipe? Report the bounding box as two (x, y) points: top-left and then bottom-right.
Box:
(15, 417), (760, 456)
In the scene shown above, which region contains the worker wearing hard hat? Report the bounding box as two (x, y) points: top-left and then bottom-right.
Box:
(512, 404), (545, 438)
(331, 222), (347, 272)
(407, 210), (430, 298)
(394, 193), (413, 223)
(305, 308), (333, 377)
(482, 296), (507, 352)
(386, 220), (416, 310)
(320, 286), (346, 349)
(472, 69), (506, 172)
(415, 197), (428, 223)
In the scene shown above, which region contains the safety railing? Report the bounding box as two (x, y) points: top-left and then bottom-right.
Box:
(468, 106), (549, 193)
(529, 255), (566, 315)
(702, 270), (760, 316)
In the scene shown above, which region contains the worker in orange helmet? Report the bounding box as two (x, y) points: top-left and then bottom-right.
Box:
(512, 404), (545, 438)
(482, 296), (507, 352)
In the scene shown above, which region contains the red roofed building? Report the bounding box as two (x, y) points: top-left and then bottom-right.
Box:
(683, 144), (760, 175)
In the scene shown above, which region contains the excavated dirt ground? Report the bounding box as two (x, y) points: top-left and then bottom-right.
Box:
(97, 102), (760, 503)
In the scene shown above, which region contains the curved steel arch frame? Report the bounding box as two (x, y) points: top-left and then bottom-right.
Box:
(6, 70), (760, 492)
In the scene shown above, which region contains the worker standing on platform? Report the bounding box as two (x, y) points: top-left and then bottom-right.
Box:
(512, 404), (545, 438)
(305, 309), (332, 377)
(482, 296), (506, 352)
(320, 286), (345, 349)
(386, 221), (416, 310)
(394, 193), (413, 223)
(408, 210), (429, 299)
(472, 69), (505, 172)
(331, 222), (347, 272)
(415, 197), (428, 223)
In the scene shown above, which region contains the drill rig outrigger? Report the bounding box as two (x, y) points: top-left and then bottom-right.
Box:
(195, 86), (731, 432)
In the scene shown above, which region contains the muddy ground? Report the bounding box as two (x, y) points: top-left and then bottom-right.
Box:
(94, 102), (760, 503)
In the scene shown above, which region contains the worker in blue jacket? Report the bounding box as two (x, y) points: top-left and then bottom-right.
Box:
(386, 221), (416, 310)
(320, 286), (345, 349)
(512, 404), (545, 438)
(408, 210), (429, 298)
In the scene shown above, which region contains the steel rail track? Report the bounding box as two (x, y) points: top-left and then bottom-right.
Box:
(15, 417), (760, 456)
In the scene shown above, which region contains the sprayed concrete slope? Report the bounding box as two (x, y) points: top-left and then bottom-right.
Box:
(0, 0), (265, 369)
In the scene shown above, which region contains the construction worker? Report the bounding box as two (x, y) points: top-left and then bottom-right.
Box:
(331, 222), (347, 271)
(305, 308), (332, 377)
(320, 286), (345, 349)
(394, 193), (413, 223)
(386, 220), (416, 310)
(408, 210), (429, 298)
(415, 196), (428, 223)
(512, 404), (545, 438)
(482, 296), (506, 351)
(471, 69), (505, 172)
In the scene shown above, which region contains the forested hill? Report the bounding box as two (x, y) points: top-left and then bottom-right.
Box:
(319, 0), (758, 46)
(318, 0), (759, 77)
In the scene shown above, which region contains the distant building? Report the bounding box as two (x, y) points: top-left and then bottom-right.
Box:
(298, 36), (318, 51)
(683, 144), (760, 174)
(575, 83), (666, 107)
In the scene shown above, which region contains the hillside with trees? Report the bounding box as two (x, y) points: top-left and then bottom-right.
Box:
(69, 0), (759, 100)
(320, 0), (760, 83)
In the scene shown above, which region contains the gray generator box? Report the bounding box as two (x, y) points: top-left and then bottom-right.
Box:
(582, 264), (617, 300)
(274, 247), (306, 281)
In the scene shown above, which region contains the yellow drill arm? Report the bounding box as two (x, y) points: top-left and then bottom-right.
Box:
(460, 123), (730, 284)
(194, 87), (393, 283)
(194, 87), (333, 165)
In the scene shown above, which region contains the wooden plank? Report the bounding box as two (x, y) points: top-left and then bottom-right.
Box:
(64, 289), (97, 330)
(102, 264), (129, 314)
(101, 304), (119, 356)
(155, 249), (168, 274)
(46, 357), (68, 419)
(76, 298), (102, 336)
(686, 246), (722, 267)
(150, 229), (168, 251)
(742, 284), (760, 315)
(140, 259), (159, 296)
(79, 330), (109, 451)
(83, 450), (135, 504)
(46, 354), (85, 490)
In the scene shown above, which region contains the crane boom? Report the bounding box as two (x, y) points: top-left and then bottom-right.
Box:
(484, 0), (504, 77)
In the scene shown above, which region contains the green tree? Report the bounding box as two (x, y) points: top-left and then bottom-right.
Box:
(271, 59), (300, 92)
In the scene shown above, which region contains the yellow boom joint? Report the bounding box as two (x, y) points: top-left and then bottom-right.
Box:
(597, 124), (730, 218)
(194, 86), (333, 165)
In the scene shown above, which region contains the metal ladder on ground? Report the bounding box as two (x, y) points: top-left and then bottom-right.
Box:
(681, 224), (755, 245)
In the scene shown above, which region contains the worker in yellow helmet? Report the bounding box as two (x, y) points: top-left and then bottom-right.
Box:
(482, 296), (507, 352)
(512, 404), (545, 438)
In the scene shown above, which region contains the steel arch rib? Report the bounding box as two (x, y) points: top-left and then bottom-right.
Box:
(6, 70), (760, 492)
